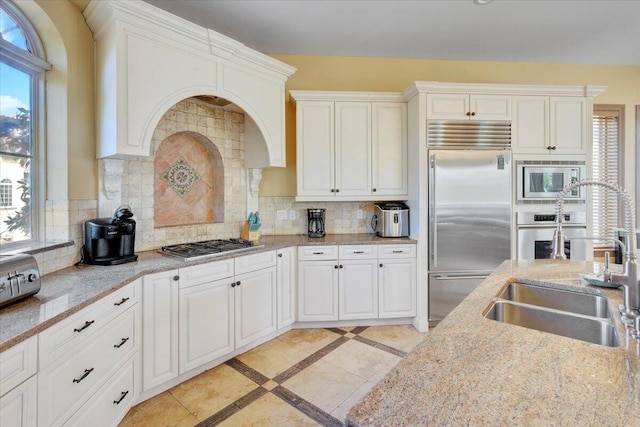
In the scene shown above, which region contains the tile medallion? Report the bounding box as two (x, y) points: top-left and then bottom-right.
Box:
(161, 157), (202, 198)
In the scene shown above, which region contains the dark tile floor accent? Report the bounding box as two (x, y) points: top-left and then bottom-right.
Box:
(197, 326), (408, 426)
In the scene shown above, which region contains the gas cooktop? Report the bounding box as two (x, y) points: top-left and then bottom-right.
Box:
(159, 239), (264, 261)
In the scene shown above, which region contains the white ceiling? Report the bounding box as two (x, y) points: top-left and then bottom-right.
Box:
(142, 0), (640, 66)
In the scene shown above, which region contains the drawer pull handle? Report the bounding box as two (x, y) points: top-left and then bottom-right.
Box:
(312, 251), (324, 255)
(353, 251), (365, 254)
(114, 390), (129, 405)
(73, 320), (95, 333)
(72, 368), (94, 383)
(114, 297), (130, 306)
(392, 250), (404, 253)
(114, 337), (130, 348)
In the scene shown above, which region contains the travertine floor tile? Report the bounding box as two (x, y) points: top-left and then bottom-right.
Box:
(359, 325), (427, 351)
(282, 359), (368, 414)
(119, 391), (198, 427)
(236, 335), (316, 378)
(169, 364), (258, 421)
(322, 339), (400, 380)
(275, 328), (342, 355)
(217, 392), (320, 427)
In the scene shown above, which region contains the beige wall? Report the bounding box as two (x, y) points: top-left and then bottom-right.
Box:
(34, 0), (96, 200)
(264, 54), (640, 197)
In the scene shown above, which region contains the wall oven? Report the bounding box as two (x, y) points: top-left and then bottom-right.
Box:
(516, 161), (585, 202)
(517, 212), (586, 260)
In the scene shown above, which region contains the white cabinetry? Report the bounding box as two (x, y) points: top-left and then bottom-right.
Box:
(291, 92), (408, 201)
(142, 270), (180, 391)
(276, 247), (296, 329)
(427, 94), (512, 121)
(512, 96), (587, 154)
(234, 266), (277, 348)
(0, 335), (38, 427)
(297, 244), (416, 322)
(38, 280), (140, 427)
(378, 245), (417, 318)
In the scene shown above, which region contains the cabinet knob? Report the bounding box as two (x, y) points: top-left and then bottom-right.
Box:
(330, 189), (335, 193)
(173, 275), (179, 281)
(334, 265), (339, 269)
(466, 112), (471, 116)
(471, 112), (476, 116)
(278, 253), (283, 257)
(551, 146), (557, 150)
(335, 189), (340, 193)
(236, 281), (241, 286)
(372, 188), (377, 192)
(231, 282), (236, 288)
(339, 264), (344, 269)
(379, 263), (384, 267)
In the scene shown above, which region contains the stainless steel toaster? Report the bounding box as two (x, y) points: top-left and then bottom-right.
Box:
(372, 202), (409, 237)
(0, 253), (41, 308)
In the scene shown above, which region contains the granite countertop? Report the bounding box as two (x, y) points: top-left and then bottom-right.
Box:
(0, 234), (415, 352)
(346, 259), (640, 426)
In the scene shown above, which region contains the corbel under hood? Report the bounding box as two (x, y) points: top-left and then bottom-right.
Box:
(84, 0), (296, 168)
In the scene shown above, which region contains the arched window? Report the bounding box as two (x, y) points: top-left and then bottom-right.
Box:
(0, 178), (12, 207)
(0, 0), (50, 245)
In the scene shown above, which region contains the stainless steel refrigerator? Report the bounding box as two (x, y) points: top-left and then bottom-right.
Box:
(428, 149), (511, 323)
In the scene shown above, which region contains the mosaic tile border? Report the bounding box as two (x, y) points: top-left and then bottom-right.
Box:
(195, 326), (408, 426)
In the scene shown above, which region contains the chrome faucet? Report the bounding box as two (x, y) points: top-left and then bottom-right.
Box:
(551, 179), (639, 324)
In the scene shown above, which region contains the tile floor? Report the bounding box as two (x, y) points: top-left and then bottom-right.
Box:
(119, 325), (427, 426)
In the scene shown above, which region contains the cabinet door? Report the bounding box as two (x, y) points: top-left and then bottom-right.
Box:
(372, 103), (407, 196)
(550, 97), (587, 154)
(276, 248), (296, 329)
(179, 278), (234, 373)
(339, 259), (378, 320)
(0, 375), (37, 427)
(235, 267), (277, 348)
(142, 270), (179, 391)
(426, 93), (469, 120)
(335, 102), (371, 196)
(470, 95), (512, 121)
(297, 261), (339, 321)
(378, 258), (417, 318)
(296, 101), (335, 197)
(512, 96), (549, 153)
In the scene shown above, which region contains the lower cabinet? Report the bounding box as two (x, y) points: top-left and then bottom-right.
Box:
(297, 260), (339, 321)
(276, 247), (296, 329)
(378, 258), (417, 318)
(339, 259), (378, 320)
(0, 375), (37, 427)
(234, 267), (277, 348)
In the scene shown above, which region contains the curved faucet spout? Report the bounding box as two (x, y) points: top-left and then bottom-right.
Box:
(551, 179), (639, 315)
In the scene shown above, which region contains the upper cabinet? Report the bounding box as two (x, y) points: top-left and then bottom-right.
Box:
(426, 94), (512, 121)
(291, 91), (407, 201)
(84, 0), (295, 166)
(512, 96), (587, 154)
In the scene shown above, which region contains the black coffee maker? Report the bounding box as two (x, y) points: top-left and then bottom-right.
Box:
(83, 205), (139, 265)
(307, 209), (326, 238)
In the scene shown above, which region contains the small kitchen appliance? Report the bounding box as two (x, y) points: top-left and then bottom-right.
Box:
(516, 161), (585, 202)
(307, 209), (326, 238)
(372, 202), (409, 237)
(83, 205), (138, 265)
(0, 253), (40, 308)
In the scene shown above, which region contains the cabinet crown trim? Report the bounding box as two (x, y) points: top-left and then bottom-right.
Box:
(290, 90), (405, 104)
(403, 82), (607, 99)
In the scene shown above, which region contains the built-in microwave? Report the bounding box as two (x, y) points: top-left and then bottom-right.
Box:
(516, 161), (585, 202)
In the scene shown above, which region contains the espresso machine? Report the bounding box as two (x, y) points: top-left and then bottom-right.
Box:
(83, 205), (139, 265)
(307, 209), (326, 238)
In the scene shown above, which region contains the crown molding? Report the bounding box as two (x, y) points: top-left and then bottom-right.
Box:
(289, 90), (404, 105)
(404, 81), (607, 99)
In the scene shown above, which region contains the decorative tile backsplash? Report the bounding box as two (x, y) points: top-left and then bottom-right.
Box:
(160, 157), (202, 198)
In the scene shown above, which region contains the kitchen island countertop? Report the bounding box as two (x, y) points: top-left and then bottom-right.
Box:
(0, 234), (414, 352)
(346, 259), (639, 426)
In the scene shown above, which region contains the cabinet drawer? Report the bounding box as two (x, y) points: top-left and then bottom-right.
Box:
(339, 245), (377, 260)
(180, 259), (233, 289)
(63, 357), (135, 427)
(235, 250), (276, 275)
(378, 244), (416, 259)
(38, 306), (138, 426)
(298, 246), (338, 261)
(39, 280), (139, 367)
(0, 335), (37, 397)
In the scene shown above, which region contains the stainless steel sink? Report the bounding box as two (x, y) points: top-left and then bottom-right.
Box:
(484, 282), (620, 347)
(497, 282), (610, 318)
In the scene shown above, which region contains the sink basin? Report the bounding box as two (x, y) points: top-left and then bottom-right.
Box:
(484, 281), (619, 347)
(497, 282), (610, 318)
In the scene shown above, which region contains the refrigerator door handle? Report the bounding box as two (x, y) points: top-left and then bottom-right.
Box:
(429, 154), (437, 268)
(433, 275), (489, 280)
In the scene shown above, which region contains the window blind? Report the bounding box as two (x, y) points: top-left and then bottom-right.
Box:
(592, 109), (621, 247)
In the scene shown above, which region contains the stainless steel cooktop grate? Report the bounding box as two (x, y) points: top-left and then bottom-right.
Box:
(159, 239), (263, 260)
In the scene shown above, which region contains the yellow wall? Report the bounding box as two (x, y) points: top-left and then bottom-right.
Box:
(263, 54), (640, 197)
(33, 0), (96, 200)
